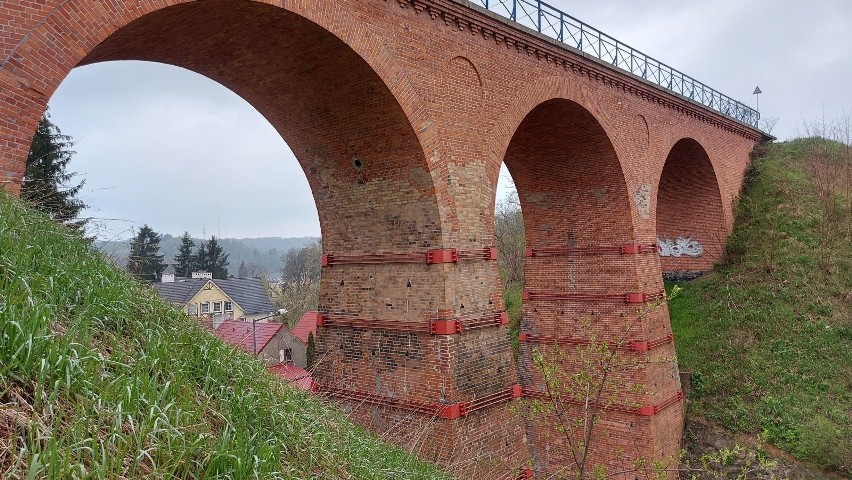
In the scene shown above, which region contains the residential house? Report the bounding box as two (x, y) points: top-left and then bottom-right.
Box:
(152, 273), (275, 323)
(211, 319), (292, 366)
(273, 311), (319, 369)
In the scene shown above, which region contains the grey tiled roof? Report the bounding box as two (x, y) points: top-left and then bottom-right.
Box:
(152, 278), (274, 315)
(214, 278), (275, 315)
(152, 279), (205, 305)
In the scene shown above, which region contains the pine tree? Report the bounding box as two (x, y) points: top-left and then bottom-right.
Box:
(174, 232), (195, 277)
(192, 237), (229, 279)
(192, 242), (209, 273)
(127, 224), (166, 282)
(237, 260), (248, 279)
(22, 109), (88, 234)
(205, 236), (230, 279)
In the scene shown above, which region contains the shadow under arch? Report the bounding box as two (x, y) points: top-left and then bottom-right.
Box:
(503, 98), (637, 293)
(656, 138), (726, 279)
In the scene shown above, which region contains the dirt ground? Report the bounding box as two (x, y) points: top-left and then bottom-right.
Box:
(681, 417), (845, 479)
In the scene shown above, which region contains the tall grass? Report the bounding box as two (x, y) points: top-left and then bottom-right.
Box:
(0, 191), (449, 479)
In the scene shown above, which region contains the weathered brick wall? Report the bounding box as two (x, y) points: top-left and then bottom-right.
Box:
(0, 0), (762, 477)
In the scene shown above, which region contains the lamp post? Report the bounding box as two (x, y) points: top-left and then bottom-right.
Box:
(753, 85), (762, 113)
(251, 313), (278, 356)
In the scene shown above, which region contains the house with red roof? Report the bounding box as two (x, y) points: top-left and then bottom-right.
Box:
(211, 319), (291, 366)
(273, 311), (320, 369)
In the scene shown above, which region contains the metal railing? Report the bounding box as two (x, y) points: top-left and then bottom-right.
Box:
(465, 0), (760, 127)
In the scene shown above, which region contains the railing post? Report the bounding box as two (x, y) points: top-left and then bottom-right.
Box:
(559, 11), (564, 42)
(537, 0), (542, 32)
(578, 23), (583, 50)
(511, 0), (516, 21)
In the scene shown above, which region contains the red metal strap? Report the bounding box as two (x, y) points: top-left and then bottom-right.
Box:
(517, 468), (535, 479)
(322, 247), (496, 266)
(430, 319), (461, 335)
(521, 388), (684, 417)
(316, 311), (508, 335)
(630, 333), (675, 352)
(314, 383), (522, 420)
(526, 244), (657, 257)
(523, 290), (665, 304)
(518, 332), (674, 352)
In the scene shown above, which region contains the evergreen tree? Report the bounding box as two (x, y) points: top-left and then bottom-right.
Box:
(127, 224), (166, 282)
(237, 260), (248, 279)
(192, 237), (229, 279)
(205, 236), (230, 279)
(174, 232), (195, 277)
(192, 241), (210, 273)
(22, 109), (88, 234)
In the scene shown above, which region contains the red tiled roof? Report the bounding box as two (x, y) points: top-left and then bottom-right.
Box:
(268, 364), (313, 391)
(212, 319), (284, 354)
(292, 311), (319, 344)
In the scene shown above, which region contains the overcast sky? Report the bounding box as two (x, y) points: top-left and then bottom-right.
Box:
(46, 0), (852, 240)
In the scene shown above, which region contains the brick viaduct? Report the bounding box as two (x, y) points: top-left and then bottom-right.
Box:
(0, 1), (765, 478)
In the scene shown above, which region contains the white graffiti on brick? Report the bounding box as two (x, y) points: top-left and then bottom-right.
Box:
(657, 236), (704, 257)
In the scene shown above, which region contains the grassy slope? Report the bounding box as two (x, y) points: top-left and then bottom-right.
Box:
(0, 193), (449, 479)
(668, 140), (851, 474)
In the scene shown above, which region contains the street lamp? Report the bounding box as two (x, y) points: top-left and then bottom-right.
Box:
(753, 86), (762, 113)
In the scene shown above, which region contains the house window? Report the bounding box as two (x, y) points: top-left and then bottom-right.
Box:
(213, 301), (222, 313)
(224, 301), (233, 312)
(280, 348), (293, 363)
(188, 303), (197, 316)
(200, 302), (210, 314)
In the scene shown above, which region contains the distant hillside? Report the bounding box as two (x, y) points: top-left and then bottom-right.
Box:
(95, 236), (318, 277)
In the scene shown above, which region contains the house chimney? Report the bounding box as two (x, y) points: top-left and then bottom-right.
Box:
(161, 273), (175, 283)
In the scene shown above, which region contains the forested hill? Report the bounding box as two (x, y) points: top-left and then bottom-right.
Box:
(95, 236), (318, 277)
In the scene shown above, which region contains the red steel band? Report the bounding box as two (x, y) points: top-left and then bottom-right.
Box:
(322, 247), (496, 266)
(315, 311), (508, 335)
(518, 332), (674, 352)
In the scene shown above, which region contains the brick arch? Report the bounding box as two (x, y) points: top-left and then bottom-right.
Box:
(488, 76), (639, 201)
(503, 97), (636, 252)
(655, 138), (726, 277)
(0, 0), (439, 220)
(501, 95), (684, 475)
